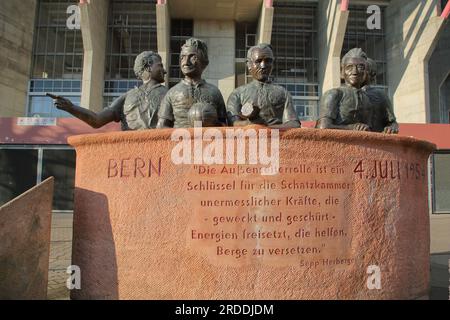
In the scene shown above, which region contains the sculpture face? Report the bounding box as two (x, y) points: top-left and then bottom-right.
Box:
(150, 57), (166, 83)
(141, 56), (166, 84)
(180, 46), (205, 79)
(342, 57), (367, 89)
(248, 47), (274, 82)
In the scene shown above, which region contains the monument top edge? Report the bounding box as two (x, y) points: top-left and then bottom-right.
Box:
(67, 127), (436, 153)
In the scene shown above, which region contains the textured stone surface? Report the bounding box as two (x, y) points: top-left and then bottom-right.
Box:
(0, 177), (54, 299)
(0, 0), (37, 117)
(69, 128), (435, 299)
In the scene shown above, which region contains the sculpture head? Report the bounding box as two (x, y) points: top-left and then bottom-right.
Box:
(134, 51), (166, 84)
(341, 48), (369, 89)
(180, 38), (209, 80)
(247, 43), (274, 82)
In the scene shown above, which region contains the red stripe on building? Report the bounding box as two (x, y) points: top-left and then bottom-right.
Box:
(0, 118), (120, 145)
(0, 118), (449, 149)
(442, 1), (450, 19)
(341, 0), (349, 11)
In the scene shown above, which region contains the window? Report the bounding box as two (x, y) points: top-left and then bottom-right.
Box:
(235, 22), (257, 87)
(235, 22), (257, 59)
(439, 75), (450, 124)
(0, 146), (76, 211)
(343, 5), (388, 91)
(32, 0), (83, 79)
(42, 149), (76, 211)
(431, 152), (450, 214)
(0, 149), (38, 207)
(28, 79), (80, 117)
(105, 0), (157, 80)
(271, 1), (319, 121)
(28, 0), (83, 117)
(103, 0), (158, 107)
(169, 19), (193, 88)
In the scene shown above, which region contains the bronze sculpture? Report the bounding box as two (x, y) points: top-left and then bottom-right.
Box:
(315, 48), (398, 133)
(227, 44), (301, 128)
(50, 51), (167, 130)
(156, 38), (227, 128)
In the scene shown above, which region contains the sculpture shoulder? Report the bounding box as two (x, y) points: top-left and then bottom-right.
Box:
(125, 87), (140, 97)
(322, 88), (344, 99)
(164, 82), (186, 99)
(152, 84), (168, 96)
(319, 88), (344, 112)
(364, 86), (391, 105)
(202, 82), (222, 95)
(230, 83), (251, 96)
(269, 83), (289, 94)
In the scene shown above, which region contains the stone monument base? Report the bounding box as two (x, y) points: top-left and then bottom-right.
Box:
(68, 127), (434, 299)
(0, 178), (53, 300)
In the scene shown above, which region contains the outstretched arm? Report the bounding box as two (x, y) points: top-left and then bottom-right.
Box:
(48, 93), (122, 128)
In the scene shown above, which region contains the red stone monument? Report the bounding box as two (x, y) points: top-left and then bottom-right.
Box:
(0, 178), (54, 300)
(69, 128), (434, 299)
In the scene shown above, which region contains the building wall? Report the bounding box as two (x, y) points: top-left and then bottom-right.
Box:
(317, 0), (348, 95)
(429, 21), (450, 123)
(0, 0), (37, 117)
(430, 215), (450, 253)
(385, 0), (445, 123)
(193, 20), (235, 103)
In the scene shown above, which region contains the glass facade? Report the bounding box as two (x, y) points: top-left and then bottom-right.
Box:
(0, 149), (38, 207)
(169, 19), (193, 88)
(28, 79), (81, 117)
(0, 147), (76, 211)
(271, 1), (319, 121)
(432, 152), (450, 214)
(441, 76), (450, 124)
(343, 5), (388, 91)
(28, 0), (83, 117)
(235, 22), (257, 87)
(103, 0), (158, 108)
(42, 149), (76, 210)
(235, 22), (257, 60)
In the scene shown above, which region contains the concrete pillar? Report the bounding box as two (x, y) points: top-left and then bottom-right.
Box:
(156, 1), (171, 86)
(385, 0), (446, 123)
(317, 0), (349, 95)
(256, 0), (274, 44)
(0, 0), (37, 117)
(193, 20), (235, 103)
(79, 0), (108, 112)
